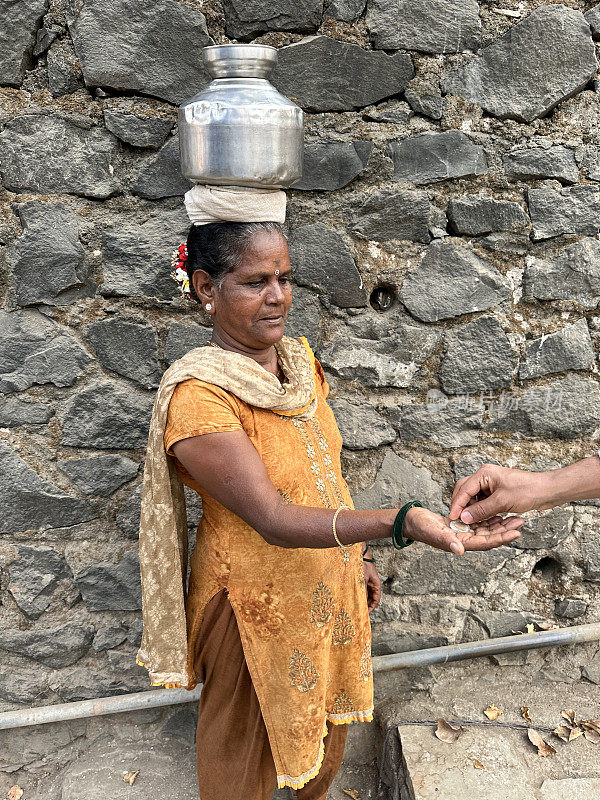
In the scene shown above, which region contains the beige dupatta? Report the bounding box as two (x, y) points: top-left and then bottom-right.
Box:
(136, 335), (318, 688)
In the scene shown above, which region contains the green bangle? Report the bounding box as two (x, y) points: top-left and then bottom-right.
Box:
(363, 556), (376, 563)
(391, 501), (423, 550)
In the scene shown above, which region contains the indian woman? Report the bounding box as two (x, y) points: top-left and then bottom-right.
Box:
(136, 185), (524, 800)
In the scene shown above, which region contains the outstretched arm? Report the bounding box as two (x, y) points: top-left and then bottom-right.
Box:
(172, 429), (523, 555)
(449, 456), (600, 524)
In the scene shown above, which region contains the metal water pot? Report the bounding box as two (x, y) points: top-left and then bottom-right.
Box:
(178, 44), (303, 188)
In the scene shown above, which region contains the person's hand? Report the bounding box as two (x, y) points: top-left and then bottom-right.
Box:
(403, 505), (524, 556)
(362, 559), (381, 612)
(449, 464), (550, 525)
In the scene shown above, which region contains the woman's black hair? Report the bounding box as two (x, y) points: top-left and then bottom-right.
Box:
(186, 221), (288, 304)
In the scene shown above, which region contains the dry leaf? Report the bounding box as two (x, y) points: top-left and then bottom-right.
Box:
(8, 787), (24, 800)
(343, 790), (360, 800)
(536, 621), (559, 631)
(521, 706), (532, 723)
(553, 725), (572, 742)
(582, 720), (600, 743)
(123, 771), (139, 785)
(470, 758), (485, 769)
(435, 718), (465, 743)
(561, 709), (576, 726)
(581, 719), (600, 735)
(484, 704), (503, 720)
(528, 728), (557, 757)
(553, 725), (583, 742)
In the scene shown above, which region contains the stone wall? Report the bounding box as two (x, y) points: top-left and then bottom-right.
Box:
(1, 1), (600, 797)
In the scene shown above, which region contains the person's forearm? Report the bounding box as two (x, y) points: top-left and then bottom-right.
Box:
(262, 503), (398, 549)
(540, 456), (600, 509)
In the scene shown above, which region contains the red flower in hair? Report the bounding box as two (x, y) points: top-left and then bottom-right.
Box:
(170, 242), (191, 296)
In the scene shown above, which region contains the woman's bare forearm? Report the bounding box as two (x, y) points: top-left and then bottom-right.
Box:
(262, 502), (398, 549)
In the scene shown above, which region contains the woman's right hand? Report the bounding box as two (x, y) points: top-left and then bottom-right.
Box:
(403, 506), (524, 556)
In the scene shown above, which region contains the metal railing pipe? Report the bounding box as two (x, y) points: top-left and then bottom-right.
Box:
(1, 622), (598, 730)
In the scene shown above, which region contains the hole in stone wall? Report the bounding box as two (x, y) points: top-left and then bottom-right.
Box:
(369, 284), (396, 312)
(532, 556), (561, 581)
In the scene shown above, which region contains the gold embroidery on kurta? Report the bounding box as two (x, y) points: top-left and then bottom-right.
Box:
(288, 417), (352, 564)
(289, 648), (320, 692)
(309, 581), (335, 627)
(359, 639), (372, 681)
(332, 691), (355, 714)
(332, 608), (355, 646)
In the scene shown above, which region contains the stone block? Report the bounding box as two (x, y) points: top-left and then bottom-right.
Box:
(59, 455), (139, 497)
(99, 208), (189, 300)
(488, 375), (600, 439)
(319, 315), (440, 388)
(164, 322), (212, 364)
(61, 381), (154, 449)
(74, 550), (142, 611)
(0, 441), (95, 534)
(519, 319), (595, 380)
(7, 545), (72, 619)
(525, 237), (600, 308)
(393, 724), (538, 800)
(502, 146), (579, 184)
(0, 620), (94, 668)
(441, 316), (518, 394)
(0, 115), (121, 199)
(0, 398), (53, 426)
(350, 187), (431, 243)
(389, 547), (507, 595)
(0, 0), (48, 86)
(447, 195), (528, 236)
(325, 0), (365, 22)
(86, 319), (162, 388)
(327, 397), (396, 450)
(386, 131), (487, 185)
(400, 241), (511, 323)
(513, 507), (574, 550)
(9, 201), (89, 306)
(555, 598), (587, 619)
(116, 487), (142, 539)
(353, 450), (445, 514)
(289, 223), (366, 307)
(442, 5), (597, 122)
(68, 0), (211, 104)
(272, 35), (413, 111)
(132, 134), (193, 199)
(527, 184), (600, 241)
(292, 140), (372, 191)
(0, 309), (91, 394)
(223, 0), (323, 38)
(284, 286), (321, 350)
(103, 110), (174, 149)
(405, 91), (444, 120)
(388, 398), (483, 448)
(367, 0), (481, 53)
(52, 736), (198, 799)
(47, 36), (85, 97)
(93, 625), (129, 651)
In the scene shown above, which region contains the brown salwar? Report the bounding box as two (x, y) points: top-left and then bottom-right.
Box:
(194, 587), (348, 800)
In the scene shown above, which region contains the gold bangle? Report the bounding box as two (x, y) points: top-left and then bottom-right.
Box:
(332, 504), (352, 558)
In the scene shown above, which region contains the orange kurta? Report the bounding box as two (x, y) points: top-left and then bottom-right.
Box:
(163, 356), (374, 790)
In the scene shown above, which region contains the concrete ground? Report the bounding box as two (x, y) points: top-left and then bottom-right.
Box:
(2, 650), (599, 800)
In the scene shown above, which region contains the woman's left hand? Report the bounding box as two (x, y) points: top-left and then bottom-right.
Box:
(363, 559), (381, 612)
